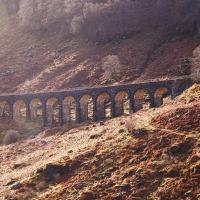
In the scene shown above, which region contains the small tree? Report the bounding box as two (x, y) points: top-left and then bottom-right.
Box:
(102, 55), (122, 82)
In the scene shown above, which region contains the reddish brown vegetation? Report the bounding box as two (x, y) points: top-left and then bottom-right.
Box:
(0, 85), (199, 199)
(152, 103), (200, 132)
(7, 129), (200, 200)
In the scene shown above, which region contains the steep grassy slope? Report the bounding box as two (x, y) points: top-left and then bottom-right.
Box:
(0, 85), (199, 199)
(0, 23), (199, 93)
(0, 1), (199, 199)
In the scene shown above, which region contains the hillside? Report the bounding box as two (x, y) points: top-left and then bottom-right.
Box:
(0, 1), (200, 199)
(0, 84), (199, 200)
(0, 0), (200, 93)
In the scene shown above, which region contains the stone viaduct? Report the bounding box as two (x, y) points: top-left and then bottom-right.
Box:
(0, 77), (192, 127)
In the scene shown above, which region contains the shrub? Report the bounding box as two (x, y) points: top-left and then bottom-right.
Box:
(125, 117), (148, 138)
(102, 55), (122, 81)
(125, 118), (135, 133)
(3, 130), (21, 145)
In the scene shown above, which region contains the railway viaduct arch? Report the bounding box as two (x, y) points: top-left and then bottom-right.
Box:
(0, 77), (192, 127)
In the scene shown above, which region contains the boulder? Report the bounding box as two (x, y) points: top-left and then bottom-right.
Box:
(10, 181), (22, 190)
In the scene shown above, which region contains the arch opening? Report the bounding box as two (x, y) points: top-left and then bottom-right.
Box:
(80, 95), (93, 122)
(46, 97), (59, 126)
(134, 89), (151, 111)
(97, 92), (111, 120)
(13, 100), (26, 121)
(30, 98), (42, 122)
(115, 91), (129, 116)
(154, 87), (170, 107)
(63, 96), (76, 124)
(0, 101), (10, 118)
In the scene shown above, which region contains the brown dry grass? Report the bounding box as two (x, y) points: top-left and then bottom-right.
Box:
(178, 83), (200, 103)
(0, 84), (199, 199)
(5, 112), (199, 200)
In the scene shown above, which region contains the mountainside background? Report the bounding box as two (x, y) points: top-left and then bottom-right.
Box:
(0, 1), (200, 200)
(0, 0), (200, 93)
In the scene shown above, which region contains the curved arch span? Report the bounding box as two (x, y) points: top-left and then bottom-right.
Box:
(46, 97), (59, 126)
(80, 95), (93, 122)
(30, 98), (43, 122)
(133, 89), (151, 111)
(13, 100), (26, 121)
(0, 101), (10, 118)
(96, 92), (111, 120)
(63, 96), (76, 124)
(115, 91), (129, 116)
(154, 87), (170, 107)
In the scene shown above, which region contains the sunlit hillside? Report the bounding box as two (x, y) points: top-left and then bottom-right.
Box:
(0, 84), (199, 199)
(0, 1), (199, 199)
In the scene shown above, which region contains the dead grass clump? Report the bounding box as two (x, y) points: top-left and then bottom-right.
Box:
(125, 118), (148, 138)
(2, 130), (22, 145)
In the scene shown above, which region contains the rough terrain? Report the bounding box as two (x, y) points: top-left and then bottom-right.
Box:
(0, 1), (199, 199)
(0, 85), (199, 200)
